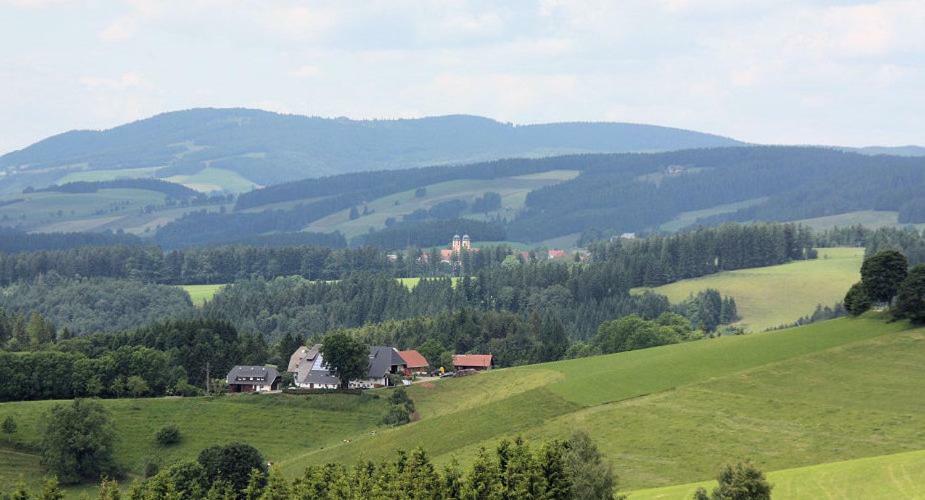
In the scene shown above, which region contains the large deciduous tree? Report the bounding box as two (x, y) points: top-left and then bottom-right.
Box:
(320, 332), (369, 389)
(860, 250), (908, 304)
(39, 399), (120, 484)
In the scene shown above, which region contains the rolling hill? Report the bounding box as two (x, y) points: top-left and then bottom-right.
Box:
(2, 316), (923, 497)
(0, 108), (741, 195)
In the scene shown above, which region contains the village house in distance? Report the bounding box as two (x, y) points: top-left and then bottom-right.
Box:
(226, 365), (280, 393)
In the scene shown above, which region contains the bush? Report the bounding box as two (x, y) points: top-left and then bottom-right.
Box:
(155, 425), (182, 446)
(694, 461), (772, 500)
(144, 460), (160, 478)
(1, 416), (16, 436)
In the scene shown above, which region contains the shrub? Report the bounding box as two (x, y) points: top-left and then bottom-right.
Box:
(155, 425), (182, 446)
(1, 416), (16, 436)
(144, 460), (160, 478)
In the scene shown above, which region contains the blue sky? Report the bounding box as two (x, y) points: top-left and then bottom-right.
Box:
(1, 0), (923, 154)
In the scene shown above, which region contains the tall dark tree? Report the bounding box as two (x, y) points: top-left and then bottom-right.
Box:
(860, 250), (908, 303)
(894, 265), (925, 323)
(844, 282), (872, 316)
(320, 332), (369, 389)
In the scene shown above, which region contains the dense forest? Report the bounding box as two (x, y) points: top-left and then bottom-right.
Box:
(0, 275), (193, 334)
(0, 227), (142, 253)
(0, 243), (514, 286)
(0, 318), (268, 401)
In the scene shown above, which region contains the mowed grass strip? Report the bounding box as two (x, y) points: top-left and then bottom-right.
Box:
(629, 448), (925, 500)
(634, 247), (864, 331)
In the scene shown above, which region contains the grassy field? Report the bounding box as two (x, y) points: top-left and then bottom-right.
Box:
(180, 284), (227, 306)
(633, 247), (864, 331)
(657, 197), (768, 232)
(3, 317), (923, 497)
(0, 188), (230, 235)
(0, 394), (388, 492)
(164, 167), (258, 193)
(304, 169), (579, 239)
(55, 166), (161, 185)
(629, 449), (925, 499)
(794, 210), (925, 232)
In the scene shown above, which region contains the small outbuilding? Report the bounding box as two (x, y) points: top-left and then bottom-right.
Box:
(398, 350), (430, 376)
(226, 365), (280, 393)
(452, 354), (493, 371)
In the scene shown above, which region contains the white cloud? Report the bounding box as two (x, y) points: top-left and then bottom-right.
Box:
(99, 16), (137, 41)
(290, 65), (321, 78)
(79, 72), (146, 90)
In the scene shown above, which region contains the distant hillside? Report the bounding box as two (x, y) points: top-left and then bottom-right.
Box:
(147, 146), (925, 248)
(0, 108), (742, 194)
(848, 145), (925, 157)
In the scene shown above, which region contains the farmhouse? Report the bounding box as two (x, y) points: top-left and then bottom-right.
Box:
(398, 349), (430, 376)
(293, 345), (407, 389)
(287, 344), (321, 373)
(453, 354), (493, 371)
(226, 365), (280, 393)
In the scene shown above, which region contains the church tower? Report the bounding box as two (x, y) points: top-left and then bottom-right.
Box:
(452, 234), (461, 253)
(462, 234), (471, 251)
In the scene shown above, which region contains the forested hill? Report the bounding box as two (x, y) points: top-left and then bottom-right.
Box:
(155, 146), (925, 248)
(0, 108), (741, 193)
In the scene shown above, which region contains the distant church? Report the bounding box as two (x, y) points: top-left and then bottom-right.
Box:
(441, 234), (473, 262)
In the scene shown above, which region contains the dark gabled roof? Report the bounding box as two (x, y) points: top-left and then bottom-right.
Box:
(368, 346), (406, 378)
(226, 365), (280, 385)
(304, 369), (340, 387)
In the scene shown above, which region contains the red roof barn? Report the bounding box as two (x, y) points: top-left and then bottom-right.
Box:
(399, 350), (430, 375)
(452, 354), (493, 371)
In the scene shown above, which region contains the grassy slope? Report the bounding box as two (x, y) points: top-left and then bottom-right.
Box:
(0, 188), (228, 235)
(0, 394), (388, 492)
(657, 197), (768, 232)
(634, 247), (863, 331)
(165, 167), (258, 193)
(304, 170), (579, 239)
(278, 318), (920, 488)
(630, 449), (925, 499)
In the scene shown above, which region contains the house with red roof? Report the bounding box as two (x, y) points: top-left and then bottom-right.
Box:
(398, 349), (430, 376)
(452, 354), (493, 371)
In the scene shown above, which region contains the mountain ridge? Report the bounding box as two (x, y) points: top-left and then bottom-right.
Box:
(0, 107), (743, 194)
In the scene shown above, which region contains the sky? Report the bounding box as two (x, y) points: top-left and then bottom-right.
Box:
(1, 0), (923, 154)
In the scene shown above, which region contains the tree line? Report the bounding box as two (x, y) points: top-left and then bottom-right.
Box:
(0, 318), (268, 401)
(844, 249), (925, 323)
(590, 223), (815, 287)
(0, 243), (517, 286)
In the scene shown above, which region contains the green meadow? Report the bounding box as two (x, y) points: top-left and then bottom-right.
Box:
(3, 316), (924, 497)
(634, 247), (864, 331)
(180, 284), (227, 306)
(629, 449), (925, 499)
